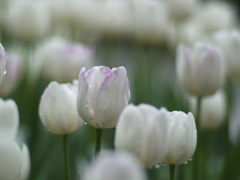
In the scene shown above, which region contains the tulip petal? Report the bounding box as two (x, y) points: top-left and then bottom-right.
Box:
(77, 68), (94, 126)
(95, 67), (130, 128)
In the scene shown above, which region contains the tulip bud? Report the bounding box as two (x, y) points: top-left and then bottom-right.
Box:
(40, 37), (94, 83)
(212, 30), (240, 81)
(0, 43), (6, 85)
(115, 104), (169, 167)
(82, 151), (147, 180)
(0, 53), (22, 96)
(0, 99), (19, 141)
(0, 141), (30, 180)
(165, 0), (197, 21)
(0, 141), (23, 180)
(77, 66), (130, 129)
(39, 81), (84, 134)
(163, 111), (196, 165)
(176, 42), (225, 96)
(190, 90), (226, 130)
(5, 0), (50, 41)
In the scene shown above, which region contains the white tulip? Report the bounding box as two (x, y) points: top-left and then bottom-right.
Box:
(77, 66), (130, 129)
(176, 42), (225, 96)
(115, 104), (169, 167)
(82, 151), (147, 180)
(0, 99), (19, 141)
(5, 0), (50, 41)
(39, 81), (84, 134)
(213, 30), (240, 81)
(163, 111), (196, 165)
(0, 43), (6, 86)
(0, 141), (22, 180)
(0, 53), (22, 96)
(190, 90), (226, 130)
(39, 37), (94, 83)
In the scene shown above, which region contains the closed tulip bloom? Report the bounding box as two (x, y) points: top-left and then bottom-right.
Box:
(0, 53), (22, 96)
(115, 104), (169, 167)
(39, 81), (84, 134)
(0, 43), (6, 86)
(82, 151), (147, 180)
(40, 37), (94, 82)
(0, 99), (19, 141)
(77, 66), (130, 129)
(176, 42), (225, 96)
(190, 90), (226, 130)
(0, 141), (30, 180)
(213, 30), (240, 81)
(163, 111), (196, 165)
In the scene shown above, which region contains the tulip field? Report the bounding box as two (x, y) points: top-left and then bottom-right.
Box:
(0, 0), (240, 180)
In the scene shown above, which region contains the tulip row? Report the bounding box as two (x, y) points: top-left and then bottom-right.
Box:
(38, 65), (197, 180)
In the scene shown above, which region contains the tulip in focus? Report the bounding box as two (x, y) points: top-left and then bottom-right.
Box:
(77, 66), (130, 129)
(39, 81), (84, 134)
(82, 151), (147, 180)
(176, 42), (225, 96)
(213, 30), (240, 81)
(163, 111), (196, 165)
(0, 43), (6, 86)
(115, 104), (169, 167)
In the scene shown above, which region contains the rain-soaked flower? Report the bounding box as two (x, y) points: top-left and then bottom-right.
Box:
(163, 111), (197, 165)
(77, 66), (130, 129)
(115, 104), (169, 167)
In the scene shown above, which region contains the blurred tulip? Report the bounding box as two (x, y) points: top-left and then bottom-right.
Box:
(77, 66), (130, 129)
(0, 43), (6, 85)
(82, 151), (147, 180)
(0, 53), (22, 96)
(176, 42), (225, 96)
(20, 144), (30, 180)
(165, 0), (197, 21)
(39, 81), (84, 134)
(0, 99), (19, 141)
(190, 90), (226, 130)
(195, 1), (236, 34)
(213, 30), (240, 81)
(5, 0), (50, 41)
(40, 37), (94, 83)
(115, 104), (169, 167)
(163, 111), (196, 165)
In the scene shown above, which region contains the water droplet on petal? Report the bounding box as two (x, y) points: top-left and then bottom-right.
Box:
(155, 164), (160, 169)
(3, 70), (6, 75)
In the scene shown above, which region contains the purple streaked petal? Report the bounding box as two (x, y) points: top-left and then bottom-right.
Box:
(94, 67), (130, 128)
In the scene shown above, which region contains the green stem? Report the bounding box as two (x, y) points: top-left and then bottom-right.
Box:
(196, 96), (202, 129)
(63, 135), (71, 180)
(169, 165), (175, 180)
(95, 129), (103, 156)
(193, 96), (203, 180)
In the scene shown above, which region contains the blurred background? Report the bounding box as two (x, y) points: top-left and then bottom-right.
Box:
(1, 0), (240, 179)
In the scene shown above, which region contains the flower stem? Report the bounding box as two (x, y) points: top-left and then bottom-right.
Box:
(95, 129), (103, 156)
(63, 135), (71, 180)
(193, 96), (203, 180)
(169, 165), (175, 180)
